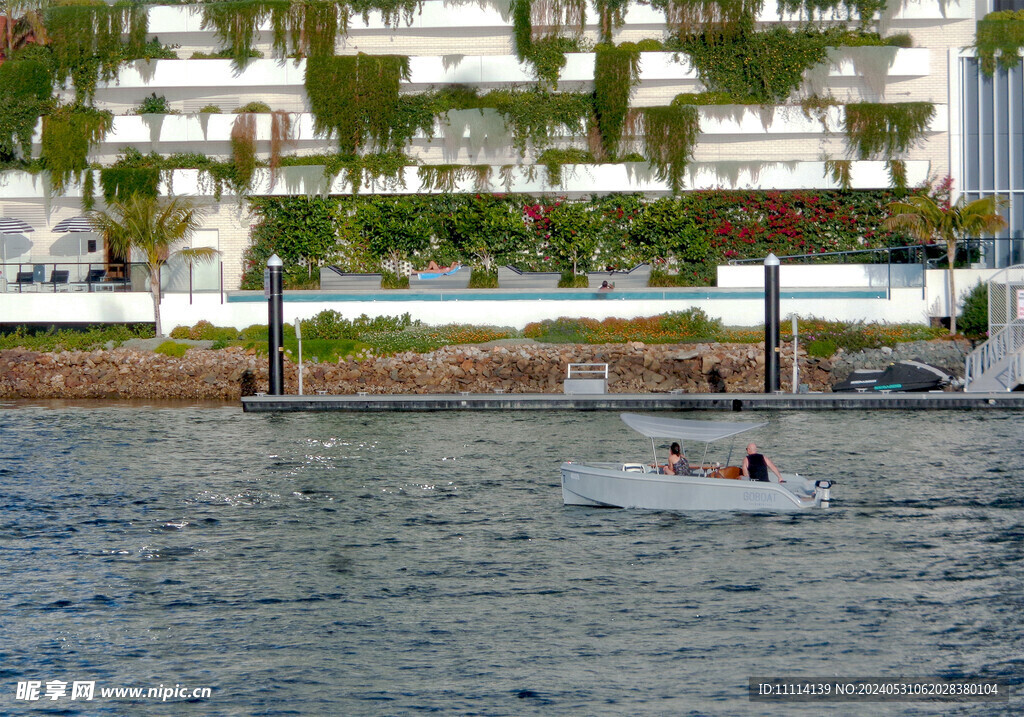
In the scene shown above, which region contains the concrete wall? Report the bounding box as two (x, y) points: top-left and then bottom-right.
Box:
(717, 265), (1000, 320)
(0, 288), (934, 331)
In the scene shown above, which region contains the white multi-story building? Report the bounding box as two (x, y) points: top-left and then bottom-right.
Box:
(0, 0), (1018, 297)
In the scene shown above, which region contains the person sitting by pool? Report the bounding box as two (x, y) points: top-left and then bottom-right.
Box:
(741, 443), (783, 482)
(414, 260), (459, 274)
(598, 280), (614, 292)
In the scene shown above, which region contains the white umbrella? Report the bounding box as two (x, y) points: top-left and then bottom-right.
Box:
(0, 217), (34, 271)
(53, 216), (95, 233)
(53, 216), (97, 281)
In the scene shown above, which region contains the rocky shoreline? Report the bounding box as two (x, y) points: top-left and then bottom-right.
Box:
(0, 339), (972, 401)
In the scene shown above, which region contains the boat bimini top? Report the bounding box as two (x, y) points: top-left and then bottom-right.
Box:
(620, 412), (768, 469)
(620, 413), (766, 441)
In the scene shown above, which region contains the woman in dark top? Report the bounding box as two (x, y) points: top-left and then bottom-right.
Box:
(666, 442), (693, 476)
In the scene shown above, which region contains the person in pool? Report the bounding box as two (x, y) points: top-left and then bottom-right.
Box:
(741, 443), (783, 482)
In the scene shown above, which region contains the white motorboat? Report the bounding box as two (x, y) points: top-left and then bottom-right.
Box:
(560, 413), (833, 512)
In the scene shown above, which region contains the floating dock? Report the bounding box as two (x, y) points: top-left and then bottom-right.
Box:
(242, 392), (1024, 412)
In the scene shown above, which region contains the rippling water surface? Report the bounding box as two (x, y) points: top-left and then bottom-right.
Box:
(1, 402), (1021, 715)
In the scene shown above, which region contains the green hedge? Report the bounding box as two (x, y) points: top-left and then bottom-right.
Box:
(242, 190), (911, 288)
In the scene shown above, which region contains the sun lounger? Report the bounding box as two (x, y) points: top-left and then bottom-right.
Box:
(14, 271), (36, 292)
(320, 266), (382, 290)
(587, 263), (651, 289)
(497, 265), (562, 288)
(44, 269), (70, 291)
(413, 264), (471, 289)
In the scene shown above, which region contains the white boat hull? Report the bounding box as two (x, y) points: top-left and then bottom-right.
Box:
(561, 462), (826, 512)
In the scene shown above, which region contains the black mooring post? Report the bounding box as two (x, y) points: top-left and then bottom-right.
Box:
(764, 253), (780, 393)
(267, 254), (284, 395)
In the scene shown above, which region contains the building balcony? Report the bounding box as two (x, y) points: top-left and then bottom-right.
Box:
(79, 48), (932, 116)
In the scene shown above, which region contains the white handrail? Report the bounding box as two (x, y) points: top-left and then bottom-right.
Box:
(1010, 351), (1024, 390)
(965, 319), (1024, 390)
(567, 363), (609, 379)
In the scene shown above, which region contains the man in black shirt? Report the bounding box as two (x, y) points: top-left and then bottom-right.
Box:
(741, 443), (783, 482)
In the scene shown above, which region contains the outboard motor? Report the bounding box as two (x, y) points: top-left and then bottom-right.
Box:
(814, 480), (833, 508)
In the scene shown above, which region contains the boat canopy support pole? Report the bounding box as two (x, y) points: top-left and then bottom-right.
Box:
(650, 437), (658, 469)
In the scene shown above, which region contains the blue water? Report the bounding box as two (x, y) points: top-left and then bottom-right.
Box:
(228, 288), (887, 303)
(1, 404), (1021, 715)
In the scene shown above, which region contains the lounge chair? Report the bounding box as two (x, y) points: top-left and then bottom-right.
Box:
(14, 271), (35, 292)
(320, 266), (382, 290)
(413, 263), (471, 289)
(587, 263), (652, 289)
(497, 265), (562, 289)
(44, 270), (70, 291)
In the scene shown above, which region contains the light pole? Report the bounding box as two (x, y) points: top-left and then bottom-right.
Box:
(791, 314), (799, 393)
(266, 254), (284, 395)
(295, 318), (303, 396)
(764, 253), (780, 393)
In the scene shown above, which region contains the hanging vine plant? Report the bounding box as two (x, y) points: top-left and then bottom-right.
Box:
(201, 0), (349, 69)
(512, 0), (533, 61)
(99, 166), (160, 202)
(294, 0), (348, 59)
(231, 112), (258, 193)
(305, 53), (411, 154)
(975, 10), (1024, 76)
(280, 151), (410, 194)
(200, 0), (271, 69)
(676, 17), (835, 104)
(306, 55), (359, 152)
(594, 0), (630, 44)
(269, 109), (293, 184)
(40, 105), (112, 194)
(776, 0), (887, 27)
(44, 1), (148, 104)
(537, 147), (594, 186)
(652, 0), (761, 41)
(524, 35), (579, 88)
(417, 164), (493, 193)
(0, 58), (53, 162)
(886, 158), (907, 193)
(512, 0), (588, 87)
(641, 103), (700, 193)
(201, 0), (422, 69)
(82, 166), (96, 211)
(824, 158), (853, 190)
(348, 0), (421, 27)
(360, 54), (412, 151)
(843, 102), (934, 159)
(479, 88), (592, 155)
(593, 42), (641, 159)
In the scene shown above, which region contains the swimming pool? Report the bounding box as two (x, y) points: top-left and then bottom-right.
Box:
(227, 287), (888, 303)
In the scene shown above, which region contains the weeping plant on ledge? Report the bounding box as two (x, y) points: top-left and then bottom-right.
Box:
(40, 105), (113, 194)
(230, 112), (257, 193)
(89, 194), (216, 337)
(593, 43), (641, 158)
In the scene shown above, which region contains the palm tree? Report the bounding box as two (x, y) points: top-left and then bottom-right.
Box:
(89, 194), (215, 337)
(1, 0), (48, 60)
(883, 192), (1006, 335)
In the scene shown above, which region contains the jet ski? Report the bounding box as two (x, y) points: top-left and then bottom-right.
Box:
(832, 360), (952, 393)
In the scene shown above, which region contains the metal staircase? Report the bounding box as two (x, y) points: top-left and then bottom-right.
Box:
(965, 265), (1024, 392)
